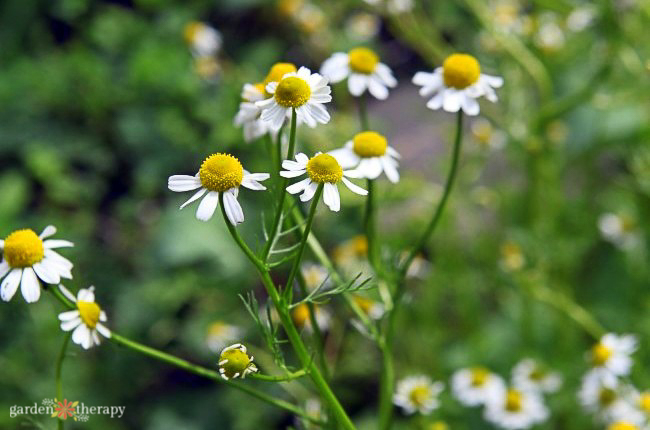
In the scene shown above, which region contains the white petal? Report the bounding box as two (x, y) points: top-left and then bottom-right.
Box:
(0, 260), (10, 278)
(77, 287), (95, 302)
(196, 191), (219, 222)
(368, 77), (389, 100)
(223, 191), (245, 225)
(32, 261), (60, 284)
(280, 169), (307, 178)
(264, 82), (277, 95)
(461, 93), (480, 116)
(329, 147), (360, 169)
(348, 74), (368, 96)
(44, 249), (73, 270)
(442, 89), (462, 113)
(96, 323), (111, 338)
(341, 177), (368, 195)
(43, 239), (74, 249)
(20, 267), (41, 303)
(180, 188), (207, 209)
(360, 157), (383, 179)
(482, 74), (504, 88)
(412, 71), (436, 86)
(58, 284), (77, 302)
(323, 183), (340, 211)
(1, 268), (22, 302)
(282, 159), (307, 171)
(320, 53), (349, 82)
(59, 310), (81, 321)
(382, 157), (400, 183)
(296, 105), (317, 128)
(286, 178), (311, 194)
(300, 182), (319, 202)
(297, 66), (312, 79)
(376, 64), (397, 87)
(168, 175), (201, 192)
(72, 323), (90, 347)
(426, 92), (444, 110)
(295, 153), (309, 165)
(39, 225), (57, 239)
(61, 317), (82, 331)
(307, 102), (330, 124)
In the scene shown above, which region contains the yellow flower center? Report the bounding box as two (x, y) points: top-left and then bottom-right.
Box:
(348, 47), (379, 74)
(264, 62), (297, 87)
(591, 342), (612, 366)
(639, 392), (650, 412)
(505, 389), (523, 412)
(470, 367), (490, 387)
(219, 347), (252, 379)
(199, 153), (244, 192)
(443, 54), (481, 89)
(429, 422), (449, 430)
(292, 303), (312, 327)
(599, 388), (617, 406)
(353, 131), (387, 158)
(353, 295), (375, 315)
(183, 21), (203, 45)
(529, 366), (547, 381)
(408, 385), (431, 407)
(608, 422), (638, 430)
(274, 76), (311, 108)
(78, 301), (101, 329)
(306, 154), (343, 184)
(3, 229), (45, 268)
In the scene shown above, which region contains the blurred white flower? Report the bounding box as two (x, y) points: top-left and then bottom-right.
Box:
(352, 295), (385, 320)
(589, 333), (638, 377)
(471, 118), (507, 150)
(484, 387), (549, 429)
(183, 21), (222, 57)
(451, 367), (506, 407)
(206, 321), (242, 354)
(598, 213), (640, 250)
(413, 53), (503, 116)
(329, 131), (401, 183)
(512, 359), (562, 394)
(168, 153), (269, 224)
(58, 285), (111, 350)
(291, 303), (331, 333)
(567, 6), (597, 32)
(534, 13), (565, 51)
(393, 375), (444, 415)
(301, 263), (331, 291)
(345, 13), (380, 41)
(1, 226), (73, 303)
(234, 83), (271, 142)
(320, 48), (396, 100)
(579, 369), (642, 424)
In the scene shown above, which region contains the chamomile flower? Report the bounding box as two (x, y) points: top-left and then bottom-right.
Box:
(579, 369), (639, 423)
(291, 303), (331, 333)
(218, 343), (258, 380)
(329, 131), (401, 183)
(499, 241), (525, 272)
(589, 333), (638, 376)
(598, 213), (639, 250)
(301, 263), (331, 291)
(168, 153), (270, 225)
(412, 53), (503, 116)
(206, 321), (242, 354)
(256, 67), (331, 131)
(183, 21), (222, 58)
(484, 387), (549, 429)
(608, 422), (641, 430)
(393, 375), (444, 415)
(234, 83), (271, 142)
(451, 367), (506, 407)
(352, 295), (385, 319)
(512, 359), (562, 394)
(58, 285), (111, 350)
(320, 47), (396, 100)
(280, 153), (368, 212)
(1, 226), (73, 303)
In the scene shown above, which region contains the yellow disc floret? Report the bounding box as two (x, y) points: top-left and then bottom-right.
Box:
(591, 342), (612, 366)
(353, 131), (388, 158)
(199, 153), (244, 192)
(599, 387), (616, 406)
(78, 301), (101, 329)
(504, 389), (523, 412)
(183, 21), (203, 45)
(3, 229), (45, 268)
(470, 367), (490, 387)
(274, 77), (311, 108)
(608, 422), (639, 430)
(443, 54), (481, 89)
(639, 392), (650, 412)
(264, 62), (297, 86)
(306, 154), (343, 184)
(408, 385), (431, 407)
(348, 47), (379, 74)
(219, 345), (255, 379)
(292, 303), (312, 328)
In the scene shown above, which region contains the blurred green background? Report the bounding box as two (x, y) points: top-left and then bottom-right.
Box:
(1, 0), (649, 428)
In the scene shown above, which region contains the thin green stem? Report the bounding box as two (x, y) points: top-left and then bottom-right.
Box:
(249, 368), (308, 382)
(297, 272), (329, 379)
(357, 94), (369, 131)
(262, 109), (298, 261)
(364, 179), (381, 274)
(47, 290), (321, 424)
(55, 333), (71, 430)
(220, 190), (356, 430)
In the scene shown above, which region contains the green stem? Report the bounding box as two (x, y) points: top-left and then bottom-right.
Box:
(219, 191), (356, 430)
(297, 272), (329, 379)
(262, 109), (298, 261)
(55, 333), (71, 430)
(357, 94), (369, 131)
(47, 290), (320, 424)
(364, 179), (381, 274)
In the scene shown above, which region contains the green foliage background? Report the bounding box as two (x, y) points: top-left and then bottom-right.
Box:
(1, 0), (649, 429)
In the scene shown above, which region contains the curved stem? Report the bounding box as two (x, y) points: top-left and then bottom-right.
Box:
(250, 369), (308, 382)
(55, 333), (71, 430)
(220, 191), (356, 430)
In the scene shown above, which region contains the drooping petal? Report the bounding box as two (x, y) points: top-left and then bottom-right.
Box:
(382, 156), (400, 183)
(376, 63), (397, 87)
(59, 310), (81, 321)
(223, 191), (245, 225)
(33, 260), (60, 284)
(368, 77), (389, 100)
(20, 267), (41, 303)
(461, 93), (480, 116)
(323, 183), (341, 212)
(72, 324), (90, 348)
(341, 177), (368, 195)
(0, 260), (10, 278)
(442, 88), (462, 113)
(196, 191), (220, 222)
(287, 178), (311, 194)
(1, 268), (22, 302)
(348, 74), (368, 96)
(180, 188), (207, 209)
(307, 102), (330, 124)
(61, 317), (82, 331)
(300, 182), (319, 202)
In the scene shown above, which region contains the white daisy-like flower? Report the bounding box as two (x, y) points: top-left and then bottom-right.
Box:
(320, 47), (396, 100)
(1, 226), (73, 303)
(598, 213), (639, 250)
(168, 153), (270, 225)
(329, 131), (400, 183)
(234, 83), (271, 142)
(291, 303), (331, 333)
(412, 53), (503, 116)
(218, 343), (258, 380)
(183, 21), (222, 58)
(589, 333), (638, 376)
(205, 321), (242, 354)
(484, 387), (549, 429)
(352, 295), (385, 320)
(607, 422), (642, 430)
(58, 285), (111, 350)
(256, 66), (331, 131)
(451, 367), (506, 407)
(579, 369), (642, 424)
(512, 358), (562, 394)
(393, 375), (444, 415)
(301, 263), (331, 291)
(280, 152), (368, 212)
